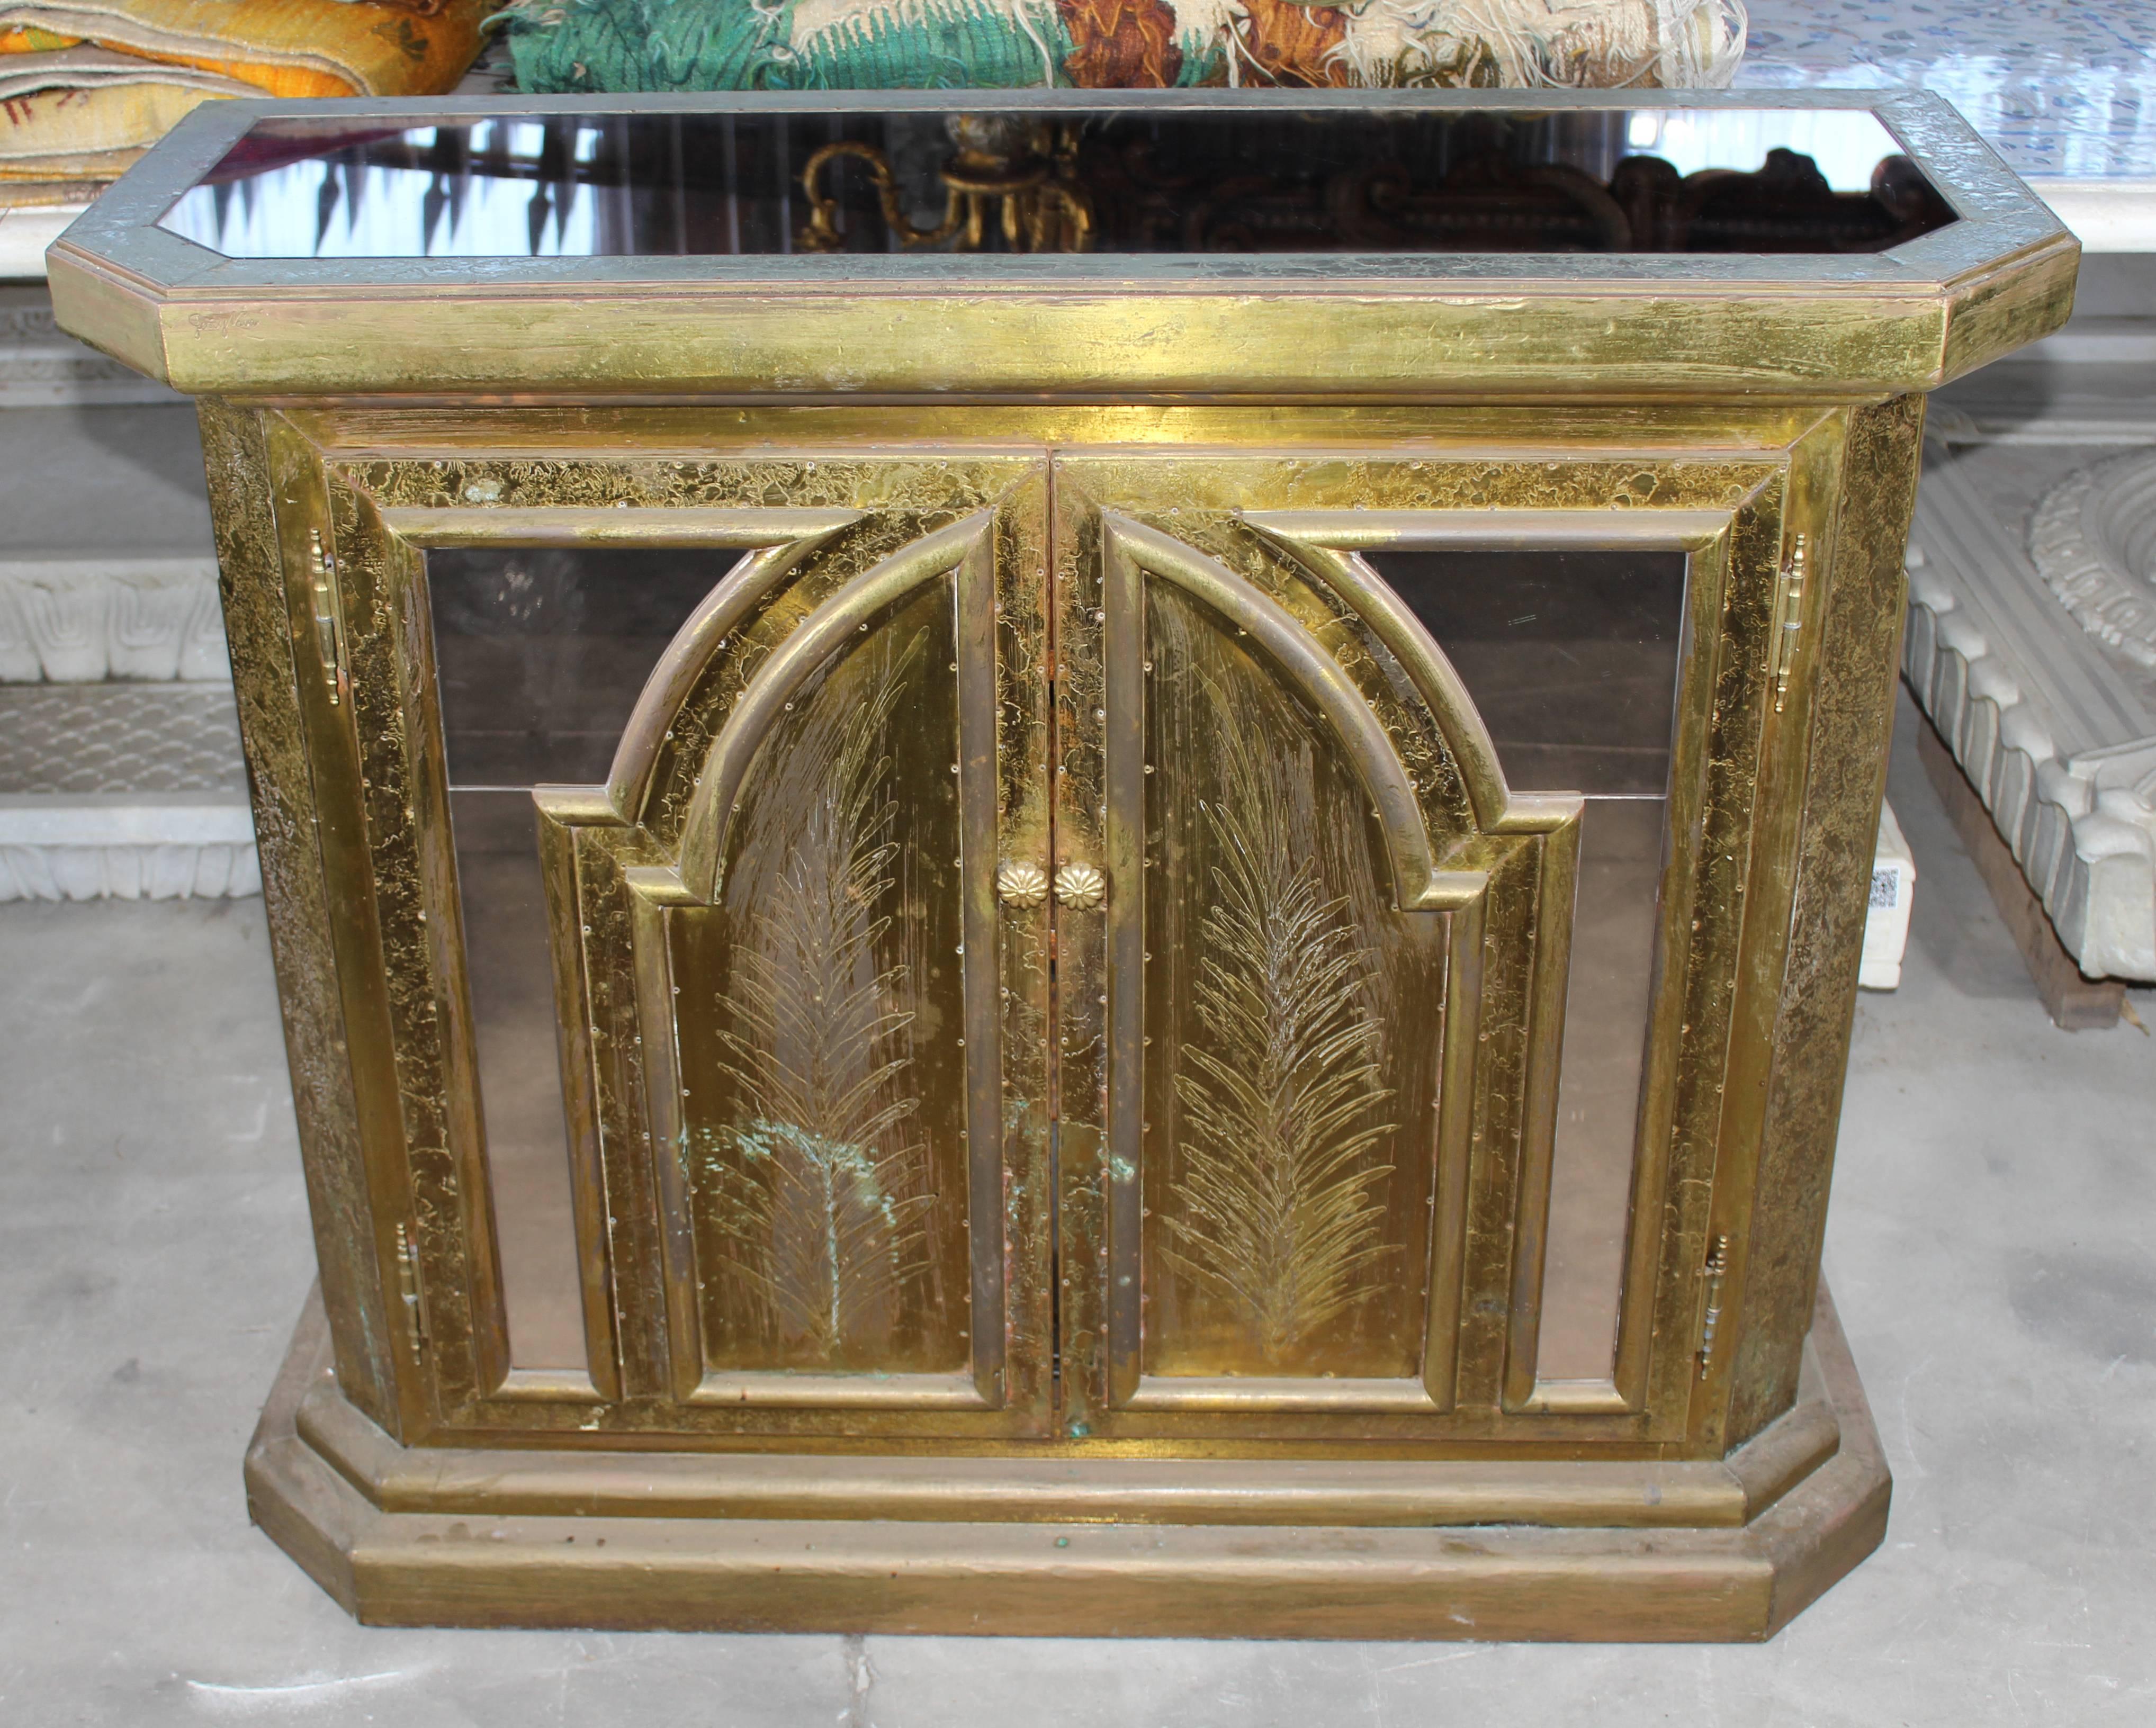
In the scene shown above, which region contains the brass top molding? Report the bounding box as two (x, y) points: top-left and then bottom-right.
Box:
(47, 90), (2075, 401)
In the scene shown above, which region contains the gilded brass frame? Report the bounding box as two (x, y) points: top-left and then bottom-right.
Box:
(195, 392), (1910, 1479)
(53, 91), (2074, 405)
(605, 515), (1022, 1419)
(1045, 445), (1811, 1448)
(238, 422), (1058, 1444)
(47, 77), (2045, 1631)
(1247, 506), (1746, 1423)
(194, 394), (1889, 1465)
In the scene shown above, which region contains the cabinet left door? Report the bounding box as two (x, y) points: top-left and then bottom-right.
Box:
(220, 407), (1056, 1446)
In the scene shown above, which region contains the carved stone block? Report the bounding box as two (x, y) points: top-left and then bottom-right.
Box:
(0, 557), (227, 683)
(1904, 442), (2156, 980)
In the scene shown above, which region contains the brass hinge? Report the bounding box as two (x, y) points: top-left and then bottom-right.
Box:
(1769, 534), (1808, 714)
(307, 528), (349, 708)
(394, 1220), (428, 1364)
(1696, 1234), (1730, 1376)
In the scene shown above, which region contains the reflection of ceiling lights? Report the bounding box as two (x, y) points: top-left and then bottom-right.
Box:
(1623, 111), (1898, 191)
(161, 148), (600, 261)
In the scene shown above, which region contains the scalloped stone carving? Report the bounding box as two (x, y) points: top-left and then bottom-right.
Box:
(2029, 452), (2156, 670)
(0, 557), (226, 682)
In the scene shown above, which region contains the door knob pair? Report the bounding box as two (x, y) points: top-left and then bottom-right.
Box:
(995, 860), (1106, 910)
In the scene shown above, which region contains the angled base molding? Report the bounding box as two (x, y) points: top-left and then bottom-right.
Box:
(245, 1287), (1889, 1642)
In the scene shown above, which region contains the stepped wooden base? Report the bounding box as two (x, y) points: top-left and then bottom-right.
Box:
(245, 1287), (1889, 1642)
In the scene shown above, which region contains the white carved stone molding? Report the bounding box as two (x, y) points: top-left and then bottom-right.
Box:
(0, 683), (257, 902)
(2029, 451), (2156, 670)
(1904, 449), (2156, 981)
(0, 557), (227, 683)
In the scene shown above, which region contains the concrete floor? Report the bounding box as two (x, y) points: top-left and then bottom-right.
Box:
(0, 692), (2148, 1724)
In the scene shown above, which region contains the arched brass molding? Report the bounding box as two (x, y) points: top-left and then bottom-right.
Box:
(1103, 512), (1480, 912)
(1240, 508), (1728, 836)
(600, 515), (861, 824)
(671, 511), (994, 905)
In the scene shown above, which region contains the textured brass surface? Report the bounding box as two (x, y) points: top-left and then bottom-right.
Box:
(67, 271), (2071, 403)
(49, 92), (2075, 402)
(1050, 861), (1107, 910)
(1723, 393), (1927, 1447)
(181, 371), (1953, 1634)
(192, 397), (1923, 1467)
(995, 860), (1050, 907)
(198, 399), (401, 1433)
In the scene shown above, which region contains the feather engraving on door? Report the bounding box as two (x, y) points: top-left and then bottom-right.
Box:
(1161, 683), (1399, 1365)
(697, 634), (933, 1365)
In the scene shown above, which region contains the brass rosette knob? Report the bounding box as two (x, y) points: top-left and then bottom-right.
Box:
(995, 860), (1050, 908)
(1053, 862), (1108, 910)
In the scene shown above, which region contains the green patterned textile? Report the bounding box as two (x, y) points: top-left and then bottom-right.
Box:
(499, 0), (1745, 97)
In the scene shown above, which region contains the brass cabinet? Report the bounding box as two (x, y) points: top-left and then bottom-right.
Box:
(52, 88), (2075, 1638)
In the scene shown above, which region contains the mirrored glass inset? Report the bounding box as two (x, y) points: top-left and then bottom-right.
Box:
(158, 107), (1952, 260)
(428, 546), (724, 1371)
(1366, 547), (1686, 1384)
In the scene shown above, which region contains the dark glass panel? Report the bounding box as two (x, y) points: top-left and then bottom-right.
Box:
(1367, 546), (1686, 1382)
(159, 107), (1951, 260)
(428, 546), (724, 1371)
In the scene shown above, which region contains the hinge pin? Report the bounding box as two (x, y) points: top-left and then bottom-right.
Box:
(1696, 1234), (1730, 1375)
(307, 529), (348, 708)
(1771, 534), (1808, 714)
(395, 1220), (427, 1364)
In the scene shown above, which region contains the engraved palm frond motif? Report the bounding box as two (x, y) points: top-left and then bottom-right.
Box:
(702, 632), (932, 1364)
(1162, 684), (1398, 1365)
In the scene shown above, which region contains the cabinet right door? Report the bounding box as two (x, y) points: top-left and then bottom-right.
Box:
(1048, 446), (1798, 1449)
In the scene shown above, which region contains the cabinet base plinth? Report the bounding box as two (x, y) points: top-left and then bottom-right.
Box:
(245, 1288), (1888, 1642)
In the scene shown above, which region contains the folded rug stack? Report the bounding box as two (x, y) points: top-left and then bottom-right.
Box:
(502, 0), (1746, 96)
(0, 0), (491, 208)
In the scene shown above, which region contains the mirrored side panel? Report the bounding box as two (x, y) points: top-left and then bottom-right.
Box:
(1366, 547), (1686, 1385)
(426, 545), (721, 1372)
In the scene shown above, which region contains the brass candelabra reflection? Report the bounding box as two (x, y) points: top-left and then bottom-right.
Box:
(799, 115), (1094, 255)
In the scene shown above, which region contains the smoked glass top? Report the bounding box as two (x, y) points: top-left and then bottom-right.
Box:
(156, 106), (1953, 260)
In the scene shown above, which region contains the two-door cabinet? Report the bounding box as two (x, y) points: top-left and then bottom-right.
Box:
(50, 88), (2076, 1638)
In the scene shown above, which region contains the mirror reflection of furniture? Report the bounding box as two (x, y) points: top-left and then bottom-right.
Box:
(803, 123), (1954, 255)
(49, 89), (2076, 1641)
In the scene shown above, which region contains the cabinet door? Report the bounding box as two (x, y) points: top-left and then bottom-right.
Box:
(542, 476), (1056, 1438)
(1048, 451), (1783, 1446)
(291, 431), (1055, 1444)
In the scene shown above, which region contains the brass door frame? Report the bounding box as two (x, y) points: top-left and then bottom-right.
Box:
(1247, 506), (1744, 1425)
(601, 514), (1014, 1416)
(215, 399), (1880, 1461)
(247, 413), (1056, 1443)
(1048, 439), (1832, 1450)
